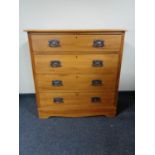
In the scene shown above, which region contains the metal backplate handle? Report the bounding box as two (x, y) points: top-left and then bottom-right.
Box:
(48, 40), (60, 47)
(50, 60), (61, 68)
(93, 40), (104, 47)
(92, 60), (103, 67)
(52, 80), (63, 87)
(92, 80), (102, 86)
(91, 97), (101, 103)
(53, 97), (64, 103)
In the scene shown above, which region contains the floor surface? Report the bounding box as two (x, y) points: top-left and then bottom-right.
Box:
(19, 92), (135, 155)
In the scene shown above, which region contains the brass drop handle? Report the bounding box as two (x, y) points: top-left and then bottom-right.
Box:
(52, 80), (63, 87)
(53, 97), (64, 103)
(93, 40), (104, 47)
(92, 80), (102, 86)
(91, 97), (101, 103)
(50, 60), (61, 68)
(92, 60), (103, 67)
(48, 40), (60, 47)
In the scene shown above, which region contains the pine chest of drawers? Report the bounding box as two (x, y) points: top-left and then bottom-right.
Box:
(26, 29), (125, 118)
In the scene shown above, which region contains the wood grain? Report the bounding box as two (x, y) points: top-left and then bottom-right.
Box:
(113, 33), (125, 106)
(34, 54), (119, 74)
(27, 33), (41, 108)
(36, 74), (117, 92)
(38, 106), (116, 118)
(76, 35), (122, 52)
(38, 92), (115, 107)
(31, 34), (122, 53)
(25, 29), (126, 33)
(26, 29), (125, 118)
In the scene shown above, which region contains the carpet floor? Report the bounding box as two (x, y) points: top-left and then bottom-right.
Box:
(19, 92), (135, 155)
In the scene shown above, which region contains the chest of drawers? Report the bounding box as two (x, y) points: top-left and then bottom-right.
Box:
(26, 29), (125, 118)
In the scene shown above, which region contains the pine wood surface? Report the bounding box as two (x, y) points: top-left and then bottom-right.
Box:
(34, 54), (119, 74)
(36, 74), (117, 92)
(26, 30), (125, 118)
(31, 34), (122, 53)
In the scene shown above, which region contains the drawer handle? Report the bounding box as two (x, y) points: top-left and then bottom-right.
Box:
(93, 40), (104, 47)
(92, 60), (103, 67)
(53, 97), (64, 103)
(50, 60), (61, 68)
(52, 80), (63, 87)
(48, 40), (60, 47)
(91, 97), (101, 103)
(92, 80), (102, 86)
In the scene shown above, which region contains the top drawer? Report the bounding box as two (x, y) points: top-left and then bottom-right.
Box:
(31, 34), (122, 54)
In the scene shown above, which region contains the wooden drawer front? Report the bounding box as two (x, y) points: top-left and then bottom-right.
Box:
(34, 55), (76, 74)
(34, 54), (119, 74)
(77, 54), (118, 74)
(31, 34), (122, 53)
(76, 35), (122, 52)
(36, 74), (116, 92)
(31, 34), (76, 52)
(39, 92), (115, 107)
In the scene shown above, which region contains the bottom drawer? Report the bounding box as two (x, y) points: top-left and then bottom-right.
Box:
(38, 92), (115, 107)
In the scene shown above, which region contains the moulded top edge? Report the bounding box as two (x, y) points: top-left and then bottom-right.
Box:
(24, 29), (126, 33)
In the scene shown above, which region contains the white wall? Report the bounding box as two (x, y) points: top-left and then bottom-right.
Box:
(19, 0), (135, 93)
